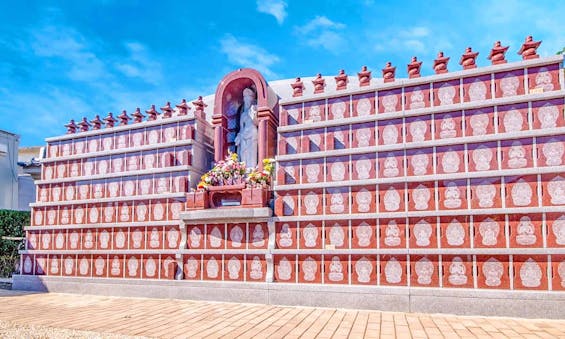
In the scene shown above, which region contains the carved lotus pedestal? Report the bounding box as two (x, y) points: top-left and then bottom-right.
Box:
(186, 191), (209, 210)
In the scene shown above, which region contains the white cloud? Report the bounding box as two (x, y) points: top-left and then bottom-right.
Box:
(256, 0), (287, 24)
(295, 16), (346, 53)
(372, 25), (451, 55)
(114, 42), (163, 85)
(219, 34), (280, 78)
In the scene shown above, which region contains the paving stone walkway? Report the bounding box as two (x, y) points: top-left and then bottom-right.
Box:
(0, 289), (564, 338)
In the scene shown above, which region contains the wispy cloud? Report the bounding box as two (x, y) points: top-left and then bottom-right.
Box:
(219, 34), (280, 78)
(372, 25), (452, 55)
(256, 0), (287, 24)
(114, 42), (163, 85)
(295, 16), (346, 53)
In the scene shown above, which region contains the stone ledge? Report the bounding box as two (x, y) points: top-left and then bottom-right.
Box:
(180, 207), (272, 223)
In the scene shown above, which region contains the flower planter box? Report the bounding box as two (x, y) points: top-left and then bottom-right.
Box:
(242, 187), (270, 207)
(208, 183), (246, 208)
(186, 191), (209, 210)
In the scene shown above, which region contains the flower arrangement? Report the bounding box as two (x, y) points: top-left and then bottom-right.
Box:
(196, 152), (275, 191)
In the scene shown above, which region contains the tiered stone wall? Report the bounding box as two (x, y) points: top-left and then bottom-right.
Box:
(21, 115), (212, 280)
(274, 56), (565, 290)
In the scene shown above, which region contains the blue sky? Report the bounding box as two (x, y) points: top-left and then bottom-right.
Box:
(0, 0), (563, 146)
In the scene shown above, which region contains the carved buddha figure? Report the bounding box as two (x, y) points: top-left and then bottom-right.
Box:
(64, 257), (74, 275)
(441, 150), (460, 173)
(167, 228), (179, 248)
(508, 141), (527, 169)
(50, 256), (59, 275)
(329, 223), (345, 247)
(409, 87), (425, 109)
(328, 256), (344, 282)
(548, 176), (565, 205)
(501, 74), (519, 97)
(438, 84), (456, 106)
(355, 257), (372, 283)
(55, 231), (64, 249)
(119, 202), (130, 222)
(469, 79), (487, 101)
(356, 189), (372, 212)
(94, 257), (104, 276)
(303, 224), (318, 248)
(511, 179), (533, 206)
(476, 181), (496, 208)
(413, 184), (431, 210)
(516, 216), (536, 245)
(277, 257), (292, 281)
(114, 229), (126, 249)
(252, 224), (265, 247)
(206, 257), (219, 278)
(503, 109), (523, 132)
(83, 230), (94, 249)
(535, 67), (553, 91)
(446, 219), (465, 246)
(99, 230), (110, 249)
(69, 230), (80, 249)
(414, 220), (432, 246)
(145, 257), (157, 278)
(552, 215), (565, 245)
(356, 222), (372, 247)
(228, 257), (241, 280)
(331, 100), (346, 119)
(411, 152), (429, 175)
(132, 229), (143, 249)
(356, 98), (371, 116)
(184, 256), (198, 278)
(469, 113), (489, 136)
(355, 157), (371, 180)
(483, 258), (503, 287)
(149, 228), (160, 248)
(384, 220), (401, 247)
(448, 257), (467, 285)
(444, 182), (462, 209)
(538, 104), (559, 129)
(250, 256), (263, 280)
(519, 258), (542, 288)
(383, 187), (401, 211)
(382, 124), (398, 145)
(230, 225), (243, 248)
(209, 226), (222, 248)
(409, 119), (427, 142)
(111, 256), (121, 276)
(279, 223), (293, 247)
(304, 192), (319, 215)
(381, 93), (398, 113)
(356, 128), (371, 147)
(383, 153), (399, 177)
(439, 114), (457, 139)
(330, 192), (345, 214)
(479, 218), (499, 246)
(302, 257), (317, 281)
(330, 161), (345, 181)
(415, 257), (434, 285)
(385, 257), (402, 284)
(542, 139), (564, 166)
(472, 146), (493, 171)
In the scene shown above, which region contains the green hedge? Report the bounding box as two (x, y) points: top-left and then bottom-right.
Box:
(0, 209), (29, 277)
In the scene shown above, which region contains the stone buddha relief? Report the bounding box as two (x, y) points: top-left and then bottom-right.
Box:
(69, 230), (79, 249)
(44, 166), (53, 180)
(356, 222), (372, 247)
(469, 79), (487, 101)
(469, 113), (489, 136)
(330, 161), (345, 181)
(153, 202), (164, 221)
(479, 218), (499, 246)
(381, 93), (398, 113)
(542, 139), (564, 166)
(23, 256), (33, 274)
(302, 257), (317, 281)
(331, 100), (346, 119)
(305, 163), (320, 183)
(114, 229), (126, 249)
(548, 176), (565, 205)
(511, 179), (533, 206)
(383, 153), (399, 177)
(89, 206), (99, 223)
(356, 189), (372, 213)
(519, 258), (542, 287)
(551, 215), (565, 245)
(333, 130), (346, 148)
(119, 202), (130, 222)
(507, 141), (527, 169)
(444, 182), (462, 209)
(145, 257), (157, 278)
(516, 216), (536, 245)
(189, 227), (202, 248)
(534, 67), (554, 91)
(94, 256), (104, 276)
(414, 220), (432, 246)
(308, 105), (322, 122)
(136, 202), (147, 222)
(410, 152), (429, 176)
(52, 185), (61, 202)
(184, 257), (199, 278)
(229, 225), (243, 248)
(252, 224), (265, 247)
(441, 150), (460, 173)
(538, 104), (559, 129)
(413, 184), (431, 211)
(65, 185), (75, 201)
(277, 257), (292, 281)
(250, 256), (263, 280)
(382, 124), (399, 145)
(357, 98), (372, 116)
(483, 258), (503, 287)
(330, 191), (345, 214)
(206, 257), (219, 278)
(329, 223), (345, 247)
(99, 230), (110, 249)
(303, 223), (318, 248)
(415, 257), (434, 285)
(64, 257), (74, 275)
(328, 256), (344, 282)
(446, 219), (465, 246)
(92, 183), (103, 199)
(287, 108), (299, 122)
(503, 109), (523, 132)
(83, 230), (94, 249)
(383, 187), (401, 211)
(60, 207), (70, 225)
(472, 146), (493, 171)
(131, 228), (143, 249)
(385, 257), (402, 284)
(55, 231), (65, 249)
(279, 223), (293, 248)
(355, 157), (371, 180)
(34, 210), (43, 226)
(41, 232), (51, 249)
(384, 220), (401, 247)
(98, 159), (108, 175)
(227, 257), (241, 279)
(409, 87), (426, 109)
(438, 84), (456, 105)
(308, 133), (321, 152)
(409, 119), (427, 142)
(209, 226), (222, 248)
(36, 257), (45, 275)
(355, 128), (371, 147)
(448, 257), (467, 286)
(355, 257), (372, 283)
(149, 228), (160, 248)
(286, 136), (298, 154)
(304, 192), (319, 215)
(166, 228), (179, 248)
(112, 157), (124, 172)
(500, 74), (519, 97)
(109, 256), (121, 276)
(47, 209), (56, 225)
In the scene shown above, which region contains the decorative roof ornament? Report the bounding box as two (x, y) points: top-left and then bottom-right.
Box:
(460, 47), (479, 70)
(357, 65), (371, 87)
(176, 99), (191, 116)
(433, 51), (450, 74)
(334, 69), (348, 90)
(103, 112), (117, 128)
(518, 35), (541, 60)
(64, 119), (78, 134)
(145, 104), (158, 121)
(488, 41), (509, 65)
(160, 101), (173, 118)
(78, 117), (91, 132)
(407, 57), (422, 79)
(312, 73), (325, 94)
(131, 107), (145, 123)
(90, 115), (104, 130)
(118, 110), (131, 126)
(382, 62), (396, 83)
(291, 77), (304, 97)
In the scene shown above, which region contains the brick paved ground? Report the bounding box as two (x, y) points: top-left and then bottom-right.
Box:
(0, 289), (564, 338)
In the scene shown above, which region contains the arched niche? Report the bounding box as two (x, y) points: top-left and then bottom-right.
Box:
(212, 68), (279, 169)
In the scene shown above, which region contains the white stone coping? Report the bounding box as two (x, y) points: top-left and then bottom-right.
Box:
(19, 249), (178, 255)
(24, 220), (179, 231)
(42, 139), (196, 164)
(276, 125), (565, 162)
(180, 207), (273, 224)
(45, 114), (199, 143)
(274, 166), (565, 191)
(272, 206), (565, 222)
(30, 192), (186, 208)
(279, 55), (564, 105)
(36, 165), (197, 185)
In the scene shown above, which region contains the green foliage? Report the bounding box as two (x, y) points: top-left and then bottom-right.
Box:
(557, 47), (565, 55)
(0, 209), (29, 277)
